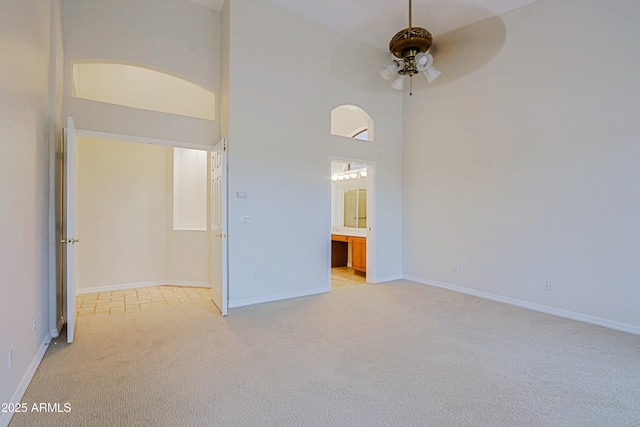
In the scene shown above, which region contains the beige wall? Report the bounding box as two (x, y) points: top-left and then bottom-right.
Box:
(0, 0), (53, 414)
(402, 0), (640, 331)
(77, 137), (209, 291)
(77, 138), (169, 288)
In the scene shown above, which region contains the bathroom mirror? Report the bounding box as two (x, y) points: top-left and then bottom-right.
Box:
(331, 161), (368, 229)
(343, 189), (366, 228)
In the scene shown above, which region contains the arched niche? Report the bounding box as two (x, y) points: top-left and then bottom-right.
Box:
(72, 62), (215, 120)
(330, 104), (374, 141)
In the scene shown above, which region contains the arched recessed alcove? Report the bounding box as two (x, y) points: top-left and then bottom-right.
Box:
(330, 105), (374, 141)
(72, 62), (216, 120)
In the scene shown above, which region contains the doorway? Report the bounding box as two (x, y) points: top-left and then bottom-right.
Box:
(329, 159), (375, 289)
(58, 128), (227, 341)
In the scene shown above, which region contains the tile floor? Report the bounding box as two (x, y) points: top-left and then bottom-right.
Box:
(331, 267), (367, 288)
(78, 275), (363, 317)
(76, 285), (212, 316)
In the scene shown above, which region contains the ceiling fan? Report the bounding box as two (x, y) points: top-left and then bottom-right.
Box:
(379, 0), (441, 94)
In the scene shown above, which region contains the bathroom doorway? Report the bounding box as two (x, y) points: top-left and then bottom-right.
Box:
(329, 159), (375, 289)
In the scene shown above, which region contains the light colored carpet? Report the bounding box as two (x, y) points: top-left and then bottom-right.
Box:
(10, 280), (640, 426)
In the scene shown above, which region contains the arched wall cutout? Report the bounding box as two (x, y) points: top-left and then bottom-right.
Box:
(72, 62), (216, 120)
(330, 105), (374, 141)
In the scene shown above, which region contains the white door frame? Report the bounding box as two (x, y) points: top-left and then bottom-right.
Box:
(210, 139), (228, 316)
(64, 117), (79, 343)
(328, 156), (377, 290)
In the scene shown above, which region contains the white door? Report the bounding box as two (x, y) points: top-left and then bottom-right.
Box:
(210, 139), (228, 315)
(64, 117), (79, 343)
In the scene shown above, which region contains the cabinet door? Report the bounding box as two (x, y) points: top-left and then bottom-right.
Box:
(352, 237), (366, 273)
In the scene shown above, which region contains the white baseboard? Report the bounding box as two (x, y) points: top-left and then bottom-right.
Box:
(374, 274), (403, 283)
(404, 275), (640, 336)
(168, 281), (210, 288)
(0, 334), (52, 427)
(228, 287), (329, 309)
(50, 315), (63, 339)
(76, 280), (211, 295)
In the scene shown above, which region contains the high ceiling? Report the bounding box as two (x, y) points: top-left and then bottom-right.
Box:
(190, 0), (537, 49)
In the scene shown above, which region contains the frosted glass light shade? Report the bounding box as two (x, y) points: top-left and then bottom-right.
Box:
(423, 66), (441, 83)
(391, 74), (406, 90)
(379, 61), (402, 80)
(416, 53), (433, 71)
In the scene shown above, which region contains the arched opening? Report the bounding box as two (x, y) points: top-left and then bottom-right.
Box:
(72, 62), (216, 120)
(330, 105), (374, 141)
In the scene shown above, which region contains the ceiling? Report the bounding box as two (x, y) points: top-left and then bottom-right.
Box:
(190, 0), (537, 49)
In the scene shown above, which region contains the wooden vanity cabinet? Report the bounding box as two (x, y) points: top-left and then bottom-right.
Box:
(331, 234), (367, 273)
(351, 237), (366, 273)
(331, 235), (349, 267)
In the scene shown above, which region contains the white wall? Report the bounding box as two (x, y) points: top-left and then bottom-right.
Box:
(62, 0), (221, 146)
(0, 0), (53, 419)
(77, 137), (209, 290)
(402, 0), (640, 332)
(226, 0), (404, 306)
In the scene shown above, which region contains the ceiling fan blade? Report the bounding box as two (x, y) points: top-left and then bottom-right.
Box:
(328, 1), (507, 92)
(423, 14), (507, 88)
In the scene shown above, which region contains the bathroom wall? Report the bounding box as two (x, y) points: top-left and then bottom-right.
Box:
(77, 137), (209, 291)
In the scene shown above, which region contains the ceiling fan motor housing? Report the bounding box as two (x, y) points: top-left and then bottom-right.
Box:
(389, 27), (433, 75)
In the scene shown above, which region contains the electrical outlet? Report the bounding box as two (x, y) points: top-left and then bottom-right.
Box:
(32, 316), (36, 331)
(546, 281), (555, 292)
(253, 273), (258, 281)
(239, 215), (251, 225)
(8, 347), (13, 370)
(453, 264), (460, 273)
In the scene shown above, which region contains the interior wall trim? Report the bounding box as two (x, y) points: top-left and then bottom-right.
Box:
(228, 287), (328, 309)
(76, 129), (213, 151)
(404, 275), (640, 336)
(0, 334), (52, 427)
(374, 274), (403, 283)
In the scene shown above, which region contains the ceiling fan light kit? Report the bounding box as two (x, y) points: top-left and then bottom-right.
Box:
(380, 0), (441, 93)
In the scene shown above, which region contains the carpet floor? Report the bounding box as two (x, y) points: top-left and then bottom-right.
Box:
(10, 280), (640, 426)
